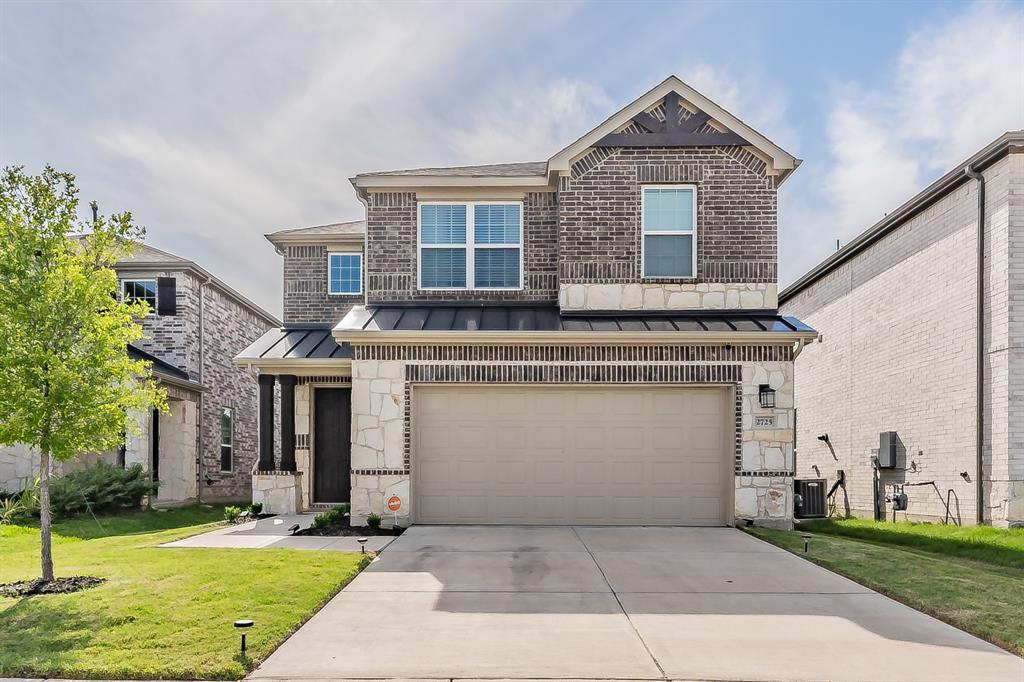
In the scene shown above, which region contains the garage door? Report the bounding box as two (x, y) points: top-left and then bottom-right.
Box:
(413, 386), (732, 525)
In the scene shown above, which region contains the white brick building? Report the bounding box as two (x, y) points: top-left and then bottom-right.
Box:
(780, 132), (1024, 527)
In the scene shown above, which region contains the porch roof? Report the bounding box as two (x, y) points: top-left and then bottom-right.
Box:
(128, 344), (205, 391)
(334, 304), (816, 344)
(236, 326), (354, 364)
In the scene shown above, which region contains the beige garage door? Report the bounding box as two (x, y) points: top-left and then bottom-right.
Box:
(413, 386), (732, 525)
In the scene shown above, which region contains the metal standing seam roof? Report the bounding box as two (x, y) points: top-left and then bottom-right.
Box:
(128, 344), (203, 389)
(336, 304), (815, 334)
(237, 327), (353, 361)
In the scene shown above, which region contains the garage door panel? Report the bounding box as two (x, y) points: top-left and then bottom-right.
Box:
(414, 386), (731, 526)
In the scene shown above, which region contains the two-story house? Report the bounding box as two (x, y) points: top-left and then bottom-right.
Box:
(237, 76), (817, 528)
(0, 243), (279, 505)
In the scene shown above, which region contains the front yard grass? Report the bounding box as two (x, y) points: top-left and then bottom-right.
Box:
(0, 506), (369, 679)
(748, 519), (1024, 655)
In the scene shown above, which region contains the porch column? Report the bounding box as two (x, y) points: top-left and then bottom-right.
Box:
(279, 375), (297, 472)
(258, 374), (276, 471)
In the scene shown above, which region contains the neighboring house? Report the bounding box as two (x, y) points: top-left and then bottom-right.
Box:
(237, 75), (817, 528)
(0, 243), (279, 505)
(780, 132), (1024, 527)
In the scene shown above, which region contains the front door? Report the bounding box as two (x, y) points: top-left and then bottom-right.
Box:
(314, 387), (351, 503)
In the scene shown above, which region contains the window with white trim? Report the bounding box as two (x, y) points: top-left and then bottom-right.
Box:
(122, 279), (157, 311)
(418, 202), (522, 290)
(219, 408), (233, 472)
(641, 185), (696, 278)
(328, 253), (362, 295)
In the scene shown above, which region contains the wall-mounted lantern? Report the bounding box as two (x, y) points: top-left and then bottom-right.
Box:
(758, 384), (776, 409)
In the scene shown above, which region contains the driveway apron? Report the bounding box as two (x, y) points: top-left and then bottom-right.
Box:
(249, 525), (1024, 682)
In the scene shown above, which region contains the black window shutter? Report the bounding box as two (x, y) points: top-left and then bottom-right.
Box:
(157, 277), (177, 316)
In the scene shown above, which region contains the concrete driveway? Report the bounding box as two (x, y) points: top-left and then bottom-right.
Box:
(251, 525), (1023, 682)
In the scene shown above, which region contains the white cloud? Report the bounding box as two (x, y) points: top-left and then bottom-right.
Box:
(68, 2), (589, 315)
(782, 0), (1024, 286)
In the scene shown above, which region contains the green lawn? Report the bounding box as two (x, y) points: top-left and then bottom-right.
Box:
(0, 506), (369, 679)
(748, 519), (1024, 655)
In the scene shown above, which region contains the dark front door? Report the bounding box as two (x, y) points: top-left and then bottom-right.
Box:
(314, 387), (351, 503)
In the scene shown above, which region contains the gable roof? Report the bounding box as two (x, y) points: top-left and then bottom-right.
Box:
(356, 162), (546, 178)
(548, 75), (799, 183)
(350, 75), (800, 191)
(265, 219), (366, 249)
(107, 240), (279, 326)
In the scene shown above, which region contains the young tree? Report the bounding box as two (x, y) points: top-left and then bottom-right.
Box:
(0, 166), (166, 581)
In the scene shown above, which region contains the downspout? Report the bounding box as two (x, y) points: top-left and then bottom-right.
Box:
(196, 274), (211, 502)
(965, 165), (985, 525)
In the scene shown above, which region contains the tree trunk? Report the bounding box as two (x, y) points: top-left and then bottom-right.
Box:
(39, 449), (54, 582)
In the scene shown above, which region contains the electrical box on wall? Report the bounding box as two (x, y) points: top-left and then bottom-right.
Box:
(878, 431), (898, 469)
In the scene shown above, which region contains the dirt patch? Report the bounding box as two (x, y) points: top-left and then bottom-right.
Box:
(297, 523), (403, 537)
(1, 576), (105, 597)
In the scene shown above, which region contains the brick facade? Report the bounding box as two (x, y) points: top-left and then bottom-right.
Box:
(364, 191), (559, 304)
(558, 146), (776, 285)
(283, 244), (365, 325)
(782, 151), (1023, 526)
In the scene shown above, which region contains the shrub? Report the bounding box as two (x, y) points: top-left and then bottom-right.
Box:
(223, 505), (242, 523)
(311, 504), (349, 529)
(248, 501), (263, 517)
(0, 497), (26, 524)
(366, 512), (381, 530)
(49, 462), (157, 517)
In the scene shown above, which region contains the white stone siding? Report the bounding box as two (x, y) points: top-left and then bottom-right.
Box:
(558, 282), (778, 311)
(349, 350), (796, 528)
(153, 399), (198, 505)
(782, 153), (1021, 525)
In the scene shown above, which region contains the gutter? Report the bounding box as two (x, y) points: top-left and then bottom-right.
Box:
(965, 164), (986, 525)
(332, 329), (818, 346)
(196, 273), (211, 503)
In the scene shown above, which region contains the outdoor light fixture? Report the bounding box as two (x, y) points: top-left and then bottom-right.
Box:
(288, 523), (300, 535)
(801, 533), (812, 553)
(234, 619), (254, 654)
(758, 384), (776, 409)
(357, 537), (369, 554)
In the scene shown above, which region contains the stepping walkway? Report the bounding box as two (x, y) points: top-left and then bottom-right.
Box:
(159, 514), (394, 552)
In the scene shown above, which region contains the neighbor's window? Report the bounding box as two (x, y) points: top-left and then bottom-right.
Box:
(642, 186), (696, 278)
(328, 253), (362, 295)
(220, 408), (233, 472)
(122, 279), (157, 310)
(419, 202), (522, 289)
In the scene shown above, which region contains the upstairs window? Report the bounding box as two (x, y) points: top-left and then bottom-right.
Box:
(220, 408), (233, 472)
(328, 253), (362, 295)
(419, 202), (522, 290)
(642, 186), (696, 278)
(122, 279), (157, 311)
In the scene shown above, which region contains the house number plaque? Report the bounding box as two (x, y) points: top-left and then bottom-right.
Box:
(754, 416), (777, 428)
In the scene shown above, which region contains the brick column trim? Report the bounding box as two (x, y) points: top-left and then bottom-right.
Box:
(279, 375), (297, 472)
(257, 374), (276, 471)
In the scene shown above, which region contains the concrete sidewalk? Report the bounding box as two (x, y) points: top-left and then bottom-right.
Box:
(250, 525), (1024, 682)
(159, 514), (394, 552)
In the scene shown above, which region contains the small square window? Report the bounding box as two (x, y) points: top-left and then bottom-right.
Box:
(328, 253), (362, 295)
(122, 279), (157, 311)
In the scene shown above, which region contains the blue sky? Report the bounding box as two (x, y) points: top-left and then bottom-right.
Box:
(2, 0), (1021, 316)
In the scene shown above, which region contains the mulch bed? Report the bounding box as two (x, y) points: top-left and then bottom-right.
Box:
(1, 575), (105, 597)
(297, 522), (404, 537)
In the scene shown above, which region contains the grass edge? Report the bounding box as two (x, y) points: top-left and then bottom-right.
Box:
(743, 527), (1023, 657)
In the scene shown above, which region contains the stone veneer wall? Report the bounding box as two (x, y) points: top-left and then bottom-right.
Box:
(348, 343), (796, 528)
(364, 191), (559, 303)
(282, 244), (364, 324)
(559, 282), (778, 311)
(558, 146), (777, 287)
(782, 152), (1022, 526)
